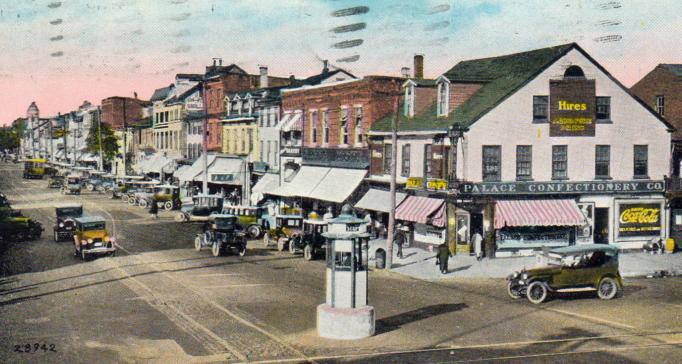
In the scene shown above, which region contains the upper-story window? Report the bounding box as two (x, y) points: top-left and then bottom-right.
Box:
(482, 146), (501, 182)
(596, 97), (611, 121)
(516, 145), (532, 180)
(322, 109), (330, 144)
(401, 144), (410, 177)
(424, 144), (433, 178)
(404, 84), (415, 117)
(354, 106), (363, 144)
(237, 99), (243, 115)
(437, 82), (449, 116)
(533, 96), (549, 121)
(247, 98), (254, 115)
(656, 95), (665, 116)
(564, 65), (585, 78)
(595, 145), (610, 179)
(383, 144), (392, 174)
(310, 110), (319, 144)
(552, 145), (568, 180)
(634, 145), (648, 178)
(225, 97), (231, 115)
(340, 107), (349, 145)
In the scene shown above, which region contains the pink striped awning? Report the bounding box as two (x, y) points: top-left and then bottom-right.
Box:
(395, 196), (445, 227)
(494, 199), (586, 229)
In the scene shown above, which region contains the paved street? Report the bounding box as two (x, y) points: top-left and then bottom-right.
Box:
(2, 162), (682, 363)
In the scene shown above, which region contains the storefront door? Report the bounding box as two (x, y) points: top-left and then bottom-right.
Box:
(670, 209), (682, 250)
(594, 208), (609, 244)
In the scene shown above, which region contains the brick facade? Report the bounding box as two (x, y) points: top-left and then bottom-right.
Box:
(631, 65), (682, 141)
(100, 97), (149, 129)
(281, 77), (403, 149)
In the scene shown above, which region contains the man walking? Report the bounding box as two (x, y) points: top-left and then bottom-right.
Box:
(473, 230), (483, 261)
(396, 233), (404, 259)
(149, 198), (158, 219)
(437, 242), (452, 274)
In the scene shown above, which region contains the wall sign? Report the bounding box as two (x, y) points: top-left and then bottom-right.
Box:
(617, 202), (662, 237)
(211, 174), (237, 182)
(549, 78), (596, 136)
(460, 180), (665, 195)
(406, 177), (448, 191)
(302, 147), (369, 169)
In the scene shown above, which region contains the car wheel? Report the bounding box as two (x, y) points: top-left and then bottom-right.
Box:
(238, 244), (246, 257)
(164, 201), (173, 211)
(212, 241), (222, 257)
(139, 199), (148, 209)
(304, 245), (314, 261)
(507, 281), (522, 299)
(289, 238), (297, 254)
(54, 231), (59, 242)
(277, 238), (286, 252)
(81, 249), (88, 261)
(86, 184), (94, 191)
(526, 281), (548, 304)
(127, 197), (136, 205)
(597, 277), (619, 300)
(175, 213), (186, 222)
(248, 225), (261, 239)
(263, 233), (270, 247)
(194, 236), (203, 251)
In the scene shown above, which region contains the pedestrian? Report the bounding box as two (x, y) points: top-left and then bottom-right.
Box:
(149, 198), (158, 219)
(396, 233), (404, 259)
(437, 242), (452, 274)
(364, 212), (373, 237)
(473, 230), (483, 261)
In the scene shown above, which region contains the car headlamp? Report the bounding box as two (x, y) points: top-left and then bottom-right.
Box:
(522, 273), (528, 280)
(87, 238), (93, 244)
(512, 272), (519, 279)
(59, 222), (64, 228)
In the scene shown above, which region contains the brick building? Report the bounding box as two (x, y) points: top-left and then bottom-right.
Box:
(631, 64), (682, 175)
(100, 96), (150, 129)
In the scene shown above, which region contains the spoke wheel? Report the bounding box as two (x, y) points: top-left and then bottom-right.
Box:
(277, 238), (286, 252)
(304, 245), (314, 261)
(248, 225), (261, 239)
(212, 241), (222, 257)
(263, 233), (270, 247)
(289, 238), (297, 254)
(194, 236), (203, 251)
(139, 199), (148, 209)
(597, 277), (618, 300)
(164, 201), (173, 211)
(507, 281), (522, 299)
(526, 281), (548, 304)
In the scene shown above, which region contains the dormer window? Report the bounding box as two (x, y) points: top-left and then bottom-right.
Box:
(437, 82), (449, 116)
(225, 97), (231, 115)
(404, 84), (415, 117)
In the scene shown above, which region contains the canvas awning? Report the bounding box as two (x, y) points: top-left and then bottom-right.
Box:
(281, 166), (329, 197)
(494, 199), (586, 229)
(281, 112), (302, 132)
(395, 196), (446, 227)
(308, 168), (366, 203)
(252, 173), (280, 193)
(176, 154), (217, 182)
(354, 188), (408, 213)
(196, 156), (244, 185)
(139, 154), (176, 174)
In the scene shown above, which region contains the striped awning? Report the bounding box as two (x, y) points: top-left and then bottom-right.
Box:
(395, 196), (445, 227)
(281, 112), (302, 132)
(495, 199), (586, 229)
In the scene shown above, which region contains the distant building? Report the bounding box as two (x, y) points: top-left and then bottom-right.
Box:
(100, 96), (149, 129)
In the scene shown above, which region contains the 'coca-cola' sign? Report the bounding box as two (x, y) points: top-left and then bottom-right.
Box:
(617, 202), (662, 238)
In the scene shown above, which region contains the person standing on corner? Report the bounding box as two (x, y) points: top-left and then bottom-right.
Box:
(473, 230), (483, 261)
(149, 198), (158, 219)
(437, 242), (452, 274)
(396, 232), (404, 259)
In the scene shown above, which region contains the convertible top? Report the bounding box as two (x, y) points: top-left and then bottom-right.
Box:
(549, 244), (619, 255)
(75, 216), (105, 224)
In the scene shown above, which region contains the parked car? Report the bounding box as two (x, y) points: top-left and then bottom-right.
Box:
(23, 158), (48, 179)
(72, 216), (116, 260)
(289, 213), (328, 260)
(127, 181), (159, 206)
(0, 207), (43, 242)
(222, 205), (274, 239)
(137, 185), (180, 210)
(194, 214), (247, 257)
(507, 244), (623, 304)
(61, 175), (82, 195)
(175, 194), (225, 222)
(47, 174), (65, 189)
(84, 171), (106, 191)
(53, 203), (83, 242)
(263, 214), (304, 251)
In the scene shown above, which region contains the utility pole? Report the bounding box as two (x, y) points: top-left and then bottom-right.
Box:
(122, 99), (128, 176)
(48, 117), (53, 162)
(201, 80), (209, 194)
(385, 96), (400, 269)
(62, 113), (68, 164)
(72, 113), (77, 166)
(97, 107), (104, 172)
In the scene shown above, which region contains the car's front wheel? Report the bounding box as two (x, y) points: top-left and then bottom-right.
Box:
(194, 236), (203, 251)
(81, 249), (88, 261)
(507, 281), (522, 299)
(54, 231), (59, 242)
(238, 244), (246, 257)
(212, 241), (223, 257)
(303, 244), (314, 261)
(139, 199), (148, 209)
(597, 277), (619, 300)
(164, 201), (173, 211)
(526, 281), (548, 304)
(263, 233), (270, 247)
(247, 225), (261, 239)
(289, 237), (298, 254)
(277, 238), (287, 252)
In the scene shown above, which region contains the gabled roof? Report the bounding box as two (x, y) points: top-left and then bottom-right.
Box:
(166, 83), (202, 105)
(660, 64), (682, 77)
(372, 43), (673, 133)
(150, 85), (174, 102)
(299, 68), (357, 86)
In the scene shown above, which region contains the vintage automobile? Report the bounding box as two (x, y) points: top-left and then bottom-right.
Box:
(194, 214), (247, 257)
(47, 174), (65, 189)
(23, 158), (48, 179)
(61, 175), (82, 195)
(126, 181), (160, 205)
(263, 214), (304, 251)
(84, 171), (106, 191)
(0, 207), (43, 242)
(0, 192), (9, 208)
(507, 244), (623, 304)
(175, 193), (225, 222)
(53, 203), (83, 242)
(288, 213), (328, 260)
(221, 205), (274, 239)
(72, 216), (116, 260)
(137, 185), (180, 210)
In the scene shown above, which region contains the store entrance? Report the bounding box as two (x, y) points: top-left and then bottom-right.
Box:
(594, 208), (609, 244)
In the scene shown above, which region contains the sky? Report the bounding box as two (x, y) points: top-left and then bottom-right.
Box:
(1, 0), (681, 125)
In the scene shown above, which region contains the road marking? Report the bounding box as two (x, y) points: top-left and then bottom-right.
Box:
(547, 307), (636, 330)
(198, 284), (272, 289)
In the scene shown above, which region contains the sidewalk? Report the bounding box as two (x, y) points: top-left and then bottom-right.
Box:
(368, 239), (682, 280)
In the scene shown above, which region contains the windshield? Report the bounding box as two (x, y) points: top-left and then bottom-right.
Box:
(215, 218), (235, 230)
(57, 207), (82, 217)
(82, 221), (106, 231)
(67, 178), (79, 184)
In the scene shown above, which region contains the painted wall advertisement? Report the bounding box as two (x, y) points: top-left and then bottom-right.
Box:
(617, 202), (662, 237)
(549, 78), (596, 136)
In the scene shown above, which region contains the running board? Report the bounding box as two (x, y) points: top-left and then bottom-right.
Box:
(555, 287), (596, 293)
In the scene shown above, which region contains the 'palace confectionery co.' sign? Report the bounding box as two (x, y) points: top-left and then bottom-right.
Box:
(460, 180), (665, 195)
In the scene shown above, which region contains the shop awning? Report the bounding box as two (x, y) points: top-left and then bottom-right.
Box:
(354, 188), (408, 213)
(281, 112), (302, 132)
(252, 173), (280, 193)
(281, 166), (329, 197)
(495, 199), (586, 229)
(198, 156), (244, 185)
(395, 196), (445, 227)
(177, 154), (217, 182)
(308, 168), (366, 203)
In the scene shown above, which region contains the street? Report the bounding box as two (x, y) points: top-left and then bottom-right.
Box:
(1, 162), (682, 363)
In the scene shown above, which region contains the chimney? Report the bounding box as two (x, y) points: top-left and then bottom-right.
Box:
(259, 66), (269, 88)
(414, 54), (424, 79)
(323, 60), (329, 73)
(401, 67), (411, 78)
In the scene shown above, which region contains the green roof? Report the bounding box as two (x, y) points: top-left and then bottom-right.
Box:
(372, 43), (576, 133)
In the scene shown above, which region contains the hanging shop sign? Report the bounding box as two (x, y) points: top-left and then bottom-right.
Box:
(406, 177), (448, 191)
(460, 180), (665, 195)
(549, 78), (596, 136)
(617, 202), (662, 237)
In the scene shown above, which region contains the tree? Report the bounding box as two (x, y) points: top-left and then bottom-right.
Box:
(85, 118), (119, 163)
(0, 119), (24, 151)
